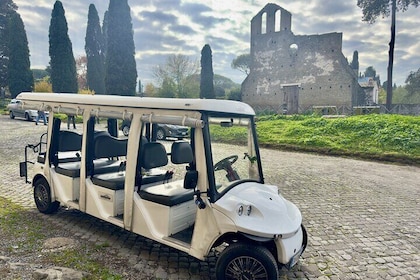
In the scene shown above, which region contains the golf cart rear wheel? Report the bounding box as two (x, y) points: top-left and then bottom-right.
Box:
(34, 178), (59, 214)
(216, 243), (279, 280)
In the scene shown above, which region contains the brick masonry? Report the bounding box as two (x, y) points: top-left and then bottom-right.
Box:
(242, 3), (363, 114)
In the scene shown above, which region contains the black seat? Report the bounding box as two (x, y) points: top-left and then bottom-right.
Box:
(92, 133), (128, 175)
(139, 141), (195, 206)
(91, 136), (150, 190)
(54, 131), (83, 177)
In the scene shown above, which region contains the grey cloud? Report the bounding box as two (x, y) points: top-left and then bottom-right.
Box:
(135, 30), (187, 52)
(204, 35), (238, 52)
(180, 2), (227, 29)
(181, 2), (212, 15)
(170, 24), (195, 35)
(311, 0), (356, 16)
(139, 10), (178, 26)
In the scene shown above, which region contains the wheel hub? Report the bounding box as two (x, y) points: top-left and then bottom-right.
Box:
(226, 256), (268, 280)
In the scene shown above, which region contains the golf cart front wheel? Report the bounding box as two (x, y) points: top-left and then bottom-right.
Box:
(34, 178), (59, 214)
(216, 243), (279, 280)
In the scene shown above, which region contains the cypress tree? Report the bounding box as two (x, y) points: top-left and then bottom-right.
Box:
(105, 0), (137, 96)
(7, 11), (33, 97)
(200, 44), (215, 99)
(0, 0), (17, 88)
(102, 11), (108, 58)
(48, 1), (78, 93)
(85, 4), (105, 94)
(350, 50), (359, 74)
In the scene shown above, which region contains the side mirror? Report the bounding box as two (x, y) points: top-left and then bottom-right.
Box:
(184, 170), (198, 189)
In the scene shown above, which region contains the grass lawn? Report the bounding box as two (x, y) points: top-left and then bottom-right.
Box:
(255, 114), (420, 165)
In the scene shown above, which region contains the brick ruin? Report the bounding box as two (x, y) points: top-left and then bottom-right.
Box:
(241, 3), (363, 114)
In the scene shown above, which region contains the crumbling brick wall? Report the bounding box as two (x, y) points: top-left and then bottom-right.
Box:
(242, 3), (362, 114)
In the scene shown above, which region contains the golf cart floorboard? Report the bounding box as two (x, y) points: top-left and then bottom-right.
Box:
(169, 225), (194, 244)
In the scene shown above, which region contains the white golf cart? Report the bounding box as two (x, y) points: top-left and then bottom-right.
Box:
(18, 92), (306, 279)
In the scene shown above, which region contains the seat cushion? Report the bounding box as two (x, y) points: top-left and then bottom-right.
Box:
(93, 159), (125, 175)
(55, 161), (81, 178)
(91, 172), (126, 190)
(139, 180), (194, 207)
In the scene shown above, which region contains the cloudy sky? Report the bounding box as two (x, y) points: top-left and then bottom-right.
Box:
(13, 0), (420, 86)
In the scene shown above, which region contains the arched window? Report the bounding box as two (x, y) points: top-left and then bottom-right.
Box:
(275, 10), (281, 32)
(261, 12), (267, 34)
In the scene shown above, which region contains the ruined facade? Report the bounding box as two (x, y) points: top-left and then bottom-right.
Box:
(242, 3), (363, 114)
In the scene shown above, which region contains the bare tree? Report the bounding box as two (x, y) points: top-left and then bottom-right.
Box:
(154, 54), (198, 98)
(76, 56), (87, 90)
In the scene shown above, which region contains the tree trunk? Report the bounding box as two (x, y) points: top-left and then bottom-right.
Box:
(386, 0), (396, 112)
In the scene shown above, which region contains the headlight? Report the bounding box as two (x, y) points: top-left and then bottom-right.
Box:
(237, 204), (252, 216)
(237, 205), (244, 216)
(246, 205), (252, 216)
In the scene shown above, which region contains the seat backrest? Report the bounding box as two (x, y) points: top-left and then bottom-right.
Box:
(140, 142), (168, 169)
(94, 134), (127, 159)
(171, 141), (193, 164)
(58, 131), (82, 152)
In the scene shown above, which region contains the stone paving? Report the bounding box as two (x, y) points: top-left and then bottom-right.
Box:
(1, 115), (419, 279)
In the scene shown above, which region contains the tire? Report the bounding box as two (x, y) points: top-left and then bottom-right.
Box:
(34, 178), (60, 214)
(122, 125), (130, 136)
(216, 243), (279, 280)
(156, 128), (166, 140)
(25, 112), (31, 121)
(9, 111), (15, 119)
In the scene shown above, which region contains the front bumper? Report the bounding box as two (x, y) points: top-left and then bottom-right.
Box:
(276, 224), (307, 268)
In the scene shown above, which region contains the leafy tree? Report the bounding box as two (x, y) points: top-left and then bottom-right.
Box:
(364, 66), (376, 78)
(154, 54), (198, 98)
(49, 1), (78, 93)
(388, 82), (420, 104)
(227, 88), (242, 101)
(200, 44), (215, 99)
(184, 75), (199, 98)
(32, 69), (49, 81)
(350, 50), (359, 72)
(0, 0), (17, 88)
(104, 0), (137, 96)
(85, 4), (105, 94)
(405, 68), (420, 96)
(214, 86), (225, 98)
(231, 54), (251, 75)
(34, 77), (52, 93)
(157, 78), (176, 98)
(357, 0), (419, 111)
(144, 82), (156, 97)
(214, 74), (239, 92)
(7, 11), (33, 97)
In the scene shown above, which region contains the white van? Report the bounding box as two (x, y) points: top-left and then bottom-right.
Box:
(18, 92), (307, 279)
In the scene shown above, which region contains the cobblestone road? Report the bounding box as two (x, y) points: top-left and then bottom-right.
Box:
(0, 115), (419, 279)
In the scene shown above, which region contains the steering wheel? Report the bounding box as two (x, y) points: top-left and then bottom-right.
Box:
(214, 155), (238, 171)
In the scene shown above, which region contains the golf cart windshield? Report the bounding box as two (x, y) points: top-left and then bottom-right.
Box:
(208, 116), (262, 197)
